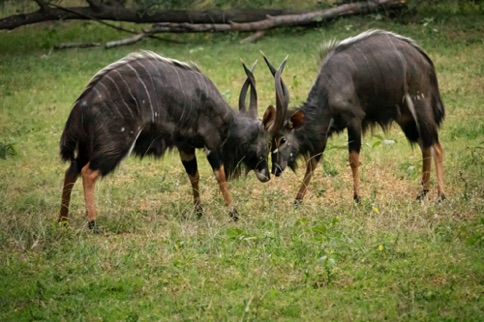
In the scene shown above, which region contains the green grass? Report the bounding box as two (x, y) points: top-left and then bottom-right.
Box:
(1, 11), (483, 321)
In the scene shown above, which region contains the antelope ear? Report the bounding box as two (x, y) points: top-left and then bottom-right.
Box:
(262, 105), (276, 131)
(289, 110), (304, 129)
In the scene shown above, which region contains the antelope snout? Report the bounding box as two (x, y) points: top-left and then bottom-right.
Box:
(272, 163), (284, 177)
(255, 168), (270, 183)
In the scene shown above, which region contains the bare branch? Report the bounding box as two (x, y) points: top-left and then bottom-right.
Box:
(1, 0), (407, 49)
(239, 31), (266, 44)
(0, 5), (303, 30)
(149, 0), (406, 34)
(54, 42), (101, 49)
(105, 33), (147, 48)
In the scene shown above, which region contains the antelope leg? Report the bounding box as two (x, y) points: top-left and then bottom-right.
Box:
(349, 150), (361, 202)
(59, 162), (79, 223)
(206, 151), (237, 220)
(417, 145), (432, 200)
(347, 123), (363, 202)
(432, 142), (446, 201)
(81, 162), (101, 230)
(295, 156), (320, 204)
(180, 150), (203, 217)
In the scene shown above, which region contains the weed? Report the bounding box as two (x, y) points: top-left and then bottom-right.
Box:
(0, 140), (16, 159)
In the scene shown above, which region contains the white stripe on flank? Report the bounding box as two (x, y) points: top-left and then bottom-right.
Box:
(97, 82), (123, 118)
(143, 58), (164, 119)
(136, 60), (156, 89)
(353, 44), (377, 94)
(171, 64), (187, 125)
(171, 64), (185, 103)
(126, 128), (143, 158)
(92, 86), (121, 118)
(105, 74), (134, 118)
(127, 64), (155, 122)
(113, 69), (140, 115)
(405, 93), (421, 137)
(136, 60), (158, 119)
(92, 87), (103, 101)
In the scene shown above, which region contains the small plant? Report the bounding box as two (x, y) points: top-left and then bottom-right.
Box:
(0, 140), (16, 159)
(317, 254), (336, 283)
(365, 134), (396, 149)
(322, 158), (338, 177)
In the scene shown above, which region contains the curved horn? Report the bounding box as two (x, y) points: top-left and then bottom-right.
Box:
(239, 60), (258, 119)
(262, 52), (289, 135)
(261, 51), (277, 76)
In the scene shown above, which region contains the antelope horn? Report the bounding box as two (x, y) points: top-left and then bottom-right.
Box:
(262, 52), (289, 135)
(239, 60), (258, 119)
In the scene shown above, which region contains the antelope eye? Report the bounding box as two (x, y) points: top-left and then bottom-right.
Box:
(279, 137), (287, 145)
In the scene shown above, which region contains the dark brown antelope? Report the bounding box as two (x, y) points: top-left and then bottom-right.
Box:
(59, 51), (281, 229)
(264, 29), (446, 204)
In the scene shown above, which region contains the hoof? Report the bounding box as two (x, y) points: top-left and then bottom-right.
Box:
(87, 220), (99, 234)
(416, 189), (430, 201)
(229, 210), (239, 221)
(294, 199), (303, 207)
(437, 193), (446, 203)
(58, 219), (70, 228)
(194, 205), (204, 219)
(353, 195), (361, 204)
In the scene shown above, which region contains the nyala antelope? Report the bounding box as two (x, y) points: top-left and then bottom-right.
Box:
(263, 30), (446, 204)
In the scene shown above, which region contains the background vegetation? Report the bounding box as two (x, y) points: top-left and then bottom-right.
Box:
(0, 1), (483, 320)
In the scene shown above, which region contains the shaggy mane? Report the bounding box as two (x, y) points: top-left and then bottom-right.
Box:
(319, 29), (421, 66)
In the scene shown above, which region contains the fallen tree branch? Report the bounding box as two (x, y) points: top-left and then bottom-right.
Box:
(54, 42), (101, 49)
(48, 2), (186, 49)
(8, 0), (407, 49)
(94, 0), (405, 48)
(239, 31), (267, 44)
(149, 0), (406, 33)
(105, 33), (147, 48)
(0, 4), (302, 30)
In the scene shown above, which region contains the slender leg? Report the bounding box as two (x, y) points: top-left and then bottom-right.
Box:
(213, 166), (233, 208)
(295, 155), (321, 204)
(207, 151), (237, 220)
(347, 124), (362, 202)
(432, 142), (446, 201)
(417, 144), (432, 200)
(81, 162), (101, 230)
(59, 162), (79, 223)
(180, 150), (203, 217)
(349, 150), (361, 202)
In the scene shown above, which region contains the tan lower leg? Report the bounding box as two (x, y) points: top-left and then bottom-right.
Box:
(81, 163), (101, 223)
(349, 151), (360, 200)
(421, 147), (432, 192)
(432, 143), (446, 198)
(180, 151), (201, 209)
(189, 172), (201, 209)
(213, 165), (233, 210)
(59, 169), (78, 222)
(296, 158), (318, 202)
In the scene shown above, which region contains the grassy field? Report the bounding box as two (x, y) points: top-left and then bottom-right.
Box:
(0, 8), (483, 321)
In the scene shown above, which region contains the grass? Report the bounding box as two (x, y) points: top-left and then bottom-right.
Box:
(1, 9), (483, 321)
